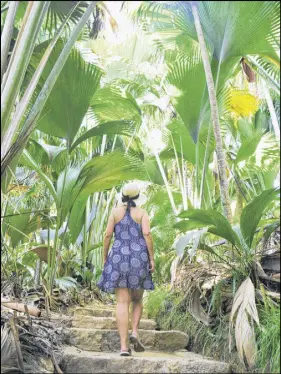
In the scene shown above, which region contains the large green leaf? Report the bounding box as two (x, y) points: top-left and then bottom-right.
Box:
(3, 210), (30, 247)
(173, 220), (208, 232)
(235, 130), (263, 164)
(136, 1), (280, 61)
(166, 51), (208, 142)
(178, 209), (240, 247)
(70, 120), (136, 152)
(89, 85), (142, 125)
(80, 151), (148, 193)
(34, 42), (102, 144)
(144, 157), (164, 185)
(161, 119), (208, 165)
(56, 165), (84, 224)
(68, 151), (149, 242)
(240, 187), (280, 248)
(19, 150), (59, 206)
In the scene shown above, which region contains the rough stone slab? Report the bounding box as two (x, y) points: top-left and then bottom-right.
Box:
(72, 316), (156, 330)
(63, 328), (188, 352)
(74, 307), (115, 318)
(74, 307), (149, 319)
(62, 346), (231, 373)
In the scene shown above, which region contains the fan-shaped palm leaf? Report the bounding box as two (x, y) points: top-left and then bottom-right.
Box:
(89, 85), (142, 125)
(136, 1), (280, 62)
(33, 42), (102, 145)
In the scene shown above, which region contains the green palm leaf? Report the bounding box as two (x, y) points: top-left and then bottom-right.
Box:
(89, 85), (142, 125)
(235, 130), (264, 164)
(34, 42), (103, 145)
(70, 120), (136, 152)
(240, 187), (280, 248)
(136, 1), (280, 62)
(177, 209), (240, 247)
(68, 151), (148, 242)
(166, 50), (208, 142)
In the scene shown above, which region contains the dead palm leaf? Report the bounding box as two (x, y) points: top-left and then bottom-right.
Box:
(1, 324), (19, 374)
(188, 288), (210, 326)
(229, 277), (259, 368)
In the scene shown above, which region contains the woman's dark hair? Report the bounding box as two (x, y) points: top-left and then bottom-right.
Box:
(122, 193), (139, 211)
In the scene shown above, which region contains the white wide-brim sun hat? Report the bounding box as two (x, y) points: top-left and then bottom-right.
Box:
(116, 182), (147, 207)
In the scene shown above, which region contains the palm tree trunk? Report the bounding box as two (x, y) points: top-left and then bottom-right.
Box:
(190, 2), (232, 221)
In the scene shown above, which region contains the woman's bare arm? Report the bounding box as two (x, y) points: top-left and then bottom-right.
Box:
(103, 211), (115, 264)
(141, 211), (155, 272)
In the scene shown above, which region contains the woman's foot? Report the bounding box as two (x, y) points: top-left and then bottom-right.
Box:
(129, 334), (145, 352)
(120, 348), (132, 356)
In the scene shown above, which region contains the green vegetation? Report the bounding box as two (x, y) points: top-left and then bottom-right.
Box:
(1, 1), (280, 373)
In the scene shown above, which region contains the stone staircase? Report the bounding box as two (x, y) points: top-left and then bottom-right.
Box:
(61, 304), (231, 373)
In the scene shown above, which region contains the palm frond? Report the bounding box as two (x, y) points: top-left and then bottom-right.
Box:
(1, 324), (19, 374)
(89, 85), (142, 125)
(229, 277), (259, 368)
(30, 41), (103, 145)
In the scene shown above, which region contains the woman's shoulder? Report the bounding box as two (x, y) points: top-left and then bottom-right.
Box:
(138, 207), (147, 216)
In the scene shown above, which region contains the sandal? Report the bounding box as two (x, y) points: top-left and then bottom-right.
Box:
(129, 334), (145, 352)
(120, 348), (132, 356)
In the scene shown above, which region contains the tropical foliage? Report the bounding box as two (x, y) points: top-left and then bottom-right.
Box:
(1, 1), (280, 373)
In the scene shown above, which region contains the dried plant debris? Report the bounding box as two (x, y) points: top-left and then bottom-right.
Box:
(1, 308), (67, 374)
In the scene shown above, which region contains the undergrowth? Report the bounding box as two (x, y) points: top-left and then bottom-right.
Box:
(254, 302), (280, 373)
(143, 286), (281, 373)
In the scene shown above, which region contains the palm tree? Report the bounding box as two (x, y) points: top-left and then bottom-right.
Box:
(189, 1), (232, 220)
(135, 0), (280, 219)
(1, 1), (98, 182)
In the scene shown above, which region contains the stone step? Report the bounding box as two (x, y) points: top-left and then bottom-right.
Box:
(74, 307), (115, 318)
(62, 346), (231, 373)
(74, 306), (149, 319)
(72, 316), (156, 330)
(63, 328), (189, 352)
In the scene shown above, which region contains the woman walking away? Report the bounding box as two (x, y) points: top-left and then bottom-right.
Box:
(97, 183), (155, 356)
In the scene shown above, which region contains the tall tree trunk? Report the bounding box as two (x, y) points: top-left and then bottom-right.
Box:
(190, 2), (232, 221)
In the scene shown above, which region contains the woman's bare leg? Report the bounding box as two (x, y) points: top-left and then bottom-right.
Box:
(130, 289), (144, 337)
(115, 288), (131, 351)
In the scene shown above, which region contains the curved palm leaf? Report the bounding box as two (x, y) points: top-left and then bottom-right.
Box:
(240, 187), (280, 248)
(68, 151), (148, 242)
(70, 120), (136, 152)
(177, 208), (241, 247)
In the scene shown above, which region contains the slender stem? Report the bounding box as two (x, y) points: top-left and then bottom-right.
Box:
(1, 1), (50, 135)
(171, 136), (185, 208)
(261, 79), (280, 140)
(1, 1), (19, 82)
(143, 118), (177, 215)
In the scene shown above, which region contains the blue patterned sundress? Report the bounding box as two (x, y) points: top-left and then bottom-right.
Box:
(97, 209), (155, 294)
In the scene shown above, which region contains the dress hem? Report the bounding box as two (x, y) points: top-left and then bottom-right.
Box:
(97, 284), (155, 294)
